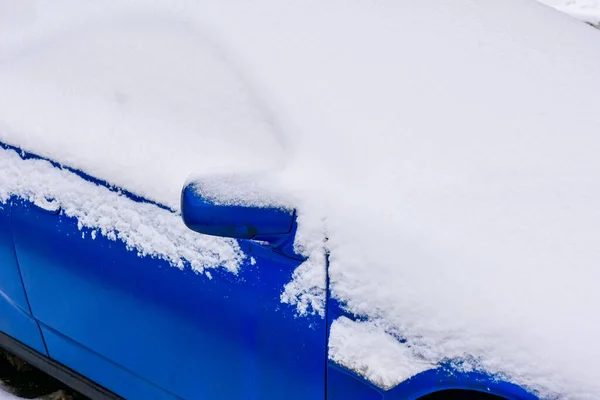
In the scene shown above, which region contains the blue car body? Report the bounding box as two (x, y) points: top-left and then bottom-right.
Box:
(0, 142), (537, 399)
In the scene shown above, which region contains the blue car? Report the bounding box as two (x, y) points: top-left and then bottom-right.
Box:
(0, 142), (536, 400)
(2, 1), (599, 399)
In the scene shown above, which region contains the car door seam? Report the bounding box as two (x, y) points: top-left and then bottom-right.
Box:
(39, 323), (186, 400)
(8, 201), (51, 357)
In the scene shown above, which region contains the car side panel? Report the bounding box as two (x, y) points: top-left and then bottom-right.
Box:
(11, 197), (326, 400)
(0, 201), (47, 355)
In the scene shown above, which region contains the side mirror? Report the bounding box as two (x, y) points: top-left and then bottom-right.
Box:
(181, 181), (294, 241)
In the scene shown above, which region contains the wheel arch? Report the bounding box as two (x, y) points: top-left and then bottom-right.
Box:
(384, 366), (539, 400)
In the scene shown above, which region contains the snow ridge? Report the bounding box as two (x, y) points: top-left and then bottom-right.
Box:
(0, 147), (244, 274)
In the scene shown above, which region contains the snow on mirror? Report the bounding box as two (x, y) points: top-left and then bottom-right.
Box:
(182, 175), (293, 238)
(182, 173), (300, 259)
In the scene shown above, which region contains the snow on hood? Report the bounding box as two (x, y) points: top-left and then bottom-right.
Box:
(2, 0), (600, 397)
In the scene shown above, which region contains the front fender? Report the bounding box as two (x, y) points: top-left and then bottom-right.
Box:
(327, 361), (539, 400)
(387, 366), (538, 400)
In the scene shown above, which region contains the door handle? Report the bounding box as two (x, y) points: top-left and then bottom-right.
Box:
(32, 197), (61, 215)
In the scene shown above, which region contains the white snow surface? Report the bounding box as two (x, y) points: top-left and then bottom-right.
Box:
(538, 0), (600, 24)
(0, 1), (284, 210)
(329, 316), (435, 390)
(2, 0), (600, 397)
(190, 173), (292, 209)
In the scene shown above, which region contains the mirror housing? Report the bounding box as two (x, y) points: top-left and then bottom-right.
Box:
(181, 183), (295, 240)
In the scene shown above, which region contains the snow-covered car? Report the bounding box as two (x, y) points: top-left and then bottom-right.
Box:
(1, 1), (600, 399)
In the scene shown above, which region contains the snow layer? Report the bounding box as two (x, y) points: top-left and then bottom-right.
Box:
(190, 173), (292, 209)
(0, 147), (244, 273)
(2, 0), (600, 397)
(329, 316), (435, 390)
(538, 0), (600, 24)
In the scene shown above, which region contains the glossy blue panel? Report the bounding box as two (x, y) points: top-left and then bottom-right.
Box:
(181, 183), (294, 239)
(0, 201), (46, 354)
(11, 197), (326, 400)
(40, 324), (176, 399)
(0, 288), (47, 355)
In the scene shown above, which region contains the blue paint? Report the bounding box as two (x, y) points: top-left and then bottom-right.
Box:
(0, 144), (542, 399)
(0, 202), (47, 355)
(40, 323), (176, 399)
(0, 203), (32, 315)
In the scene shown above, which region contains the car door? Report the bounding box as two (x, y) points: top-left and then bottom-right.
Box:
(9, 152), (326, 399)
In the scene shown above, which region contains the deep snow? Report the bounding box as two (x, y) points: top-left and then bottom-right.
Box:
(2, 0), (600, 398)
